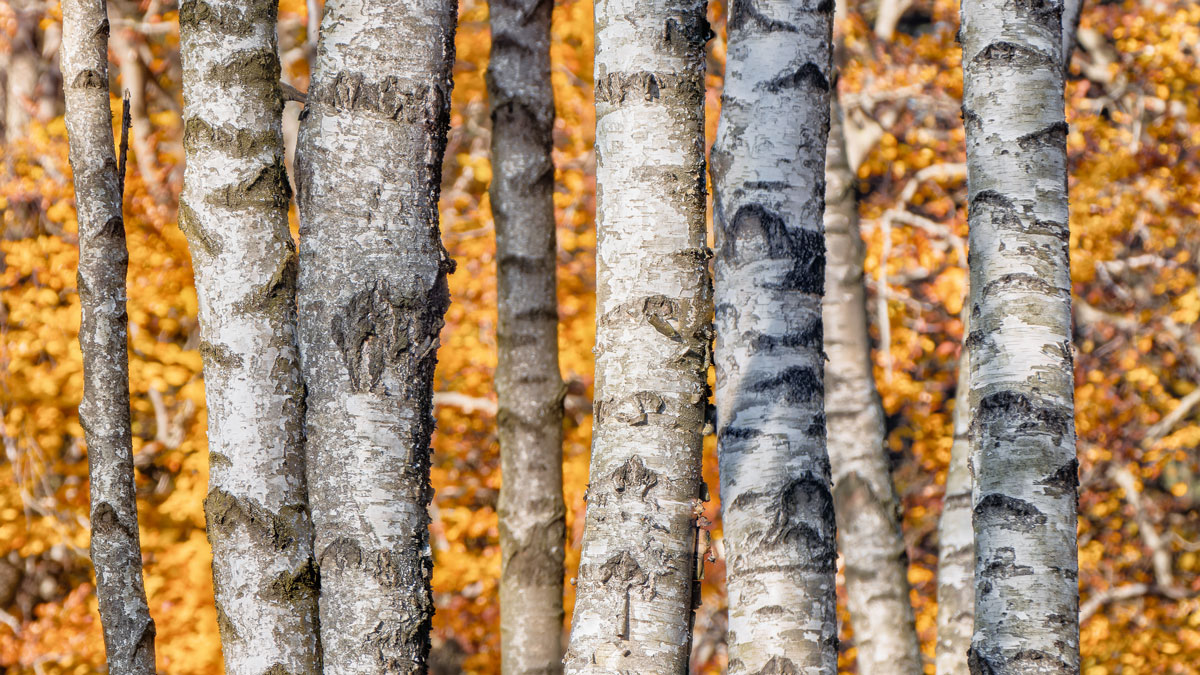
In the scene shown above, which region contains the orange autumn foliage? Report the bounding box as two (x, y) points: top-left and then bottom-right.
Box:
(1, 0), (1198, 673)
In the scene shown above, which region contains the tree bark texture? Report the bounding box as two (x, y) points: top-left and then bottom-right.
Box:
(60, 1), (156, 672)
(487, 0), (566, 673)
(563, 0), (711, 671)
(936, 311), (973, 675)
(712, 0), (837, 672)
(294, 0), (457, 671)
(178, 2), (321, 673)
(822, 98), (922, 675)
(960, 0), (1079, 670)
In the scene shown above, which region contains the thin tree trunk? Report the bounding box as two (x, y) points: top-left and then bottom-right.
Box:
(960, 0), (1078, 669)
(294, 0), (457, 670)
(178, 2), (321, 673)
(60, 1), (156, 672)
(936, 309), (973, 675)
(823, 97), (923, 675)
(1061, 0), (1083, 72)
(563, 0), (711, 671)
(713, 0), (837, 672)
(487, 0), (566, 672)
(6, 1), (40, 138)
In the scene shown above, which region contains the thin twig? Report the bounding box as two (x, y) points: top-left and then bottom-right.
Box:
(118, 90), (132, 199)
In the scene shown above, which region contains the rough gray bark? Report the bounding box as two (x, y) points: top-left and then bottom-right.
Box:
(60, 1), (156, 672)
(178, 2), (321, 673)
(712, 0), (837, 672)
(563, 0), (711, 671)
(961, 0), (1079, 669)
(822, 98), (923, 675)
(936, 309), (973, 675)
(486, 0), (566, 672)
(294, 0), (457, 671)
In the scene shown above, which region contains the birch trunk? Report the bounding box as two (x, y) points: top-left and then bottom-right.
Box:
(936, 312), (973, 675)
(294, 0), (457, 671)
(712, 0), (837, 672)
(822, 98), (922, 675)
(487, 0), (566, 672)
(60, 1), (156, 671)
(6, 0), (40, 138)
(960, 0), (1079, 669)
(178, 2), (321, 673)
(563, 0), (711, 671)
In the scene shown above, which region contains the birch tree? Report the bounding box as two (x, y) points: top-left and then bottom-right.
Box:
(936, 314), (973, 675)
(178, 1), (320, 672)
(487, 0), (567, 672)
(60, 0), (155, 671)
(294, 0), (457, 670)
(822, 98), (923, 675)
(960, 0), (1078, 669)
(563, 0), (711, 670)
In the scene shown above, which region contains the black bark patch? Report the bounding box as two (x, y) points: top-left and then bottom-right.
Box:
(728, 0), (801, 33)
(177, 198), (223, 258)
(971, 41), (1056, 70)
(751, 319), (823, 351)
(91, 502), (133, 538)
(313, 72), (447, 125)
(319, 536), (434, 592)
(719, 204), (825, 293)
(234, 250), (297, 315)
(974, 390), (1073, 445)
(268, 557), (320, 601)
(332, 280), (413, 393)
(974, 493), (1047, 532)
(760, 476), (837, 567)
(183, 116), (282, 159)
(1016, 121), (1068, 151)
(597, 551), (646, 586)
(1036, 458), (1078, 497)
(748, 366), (822, 404)
(609, 455), (659, 500)
(978, 272), (1064, 302)
(204, 488), (307, 551)
(982, 546), (1034, 579)
(758, 62), (830, 93)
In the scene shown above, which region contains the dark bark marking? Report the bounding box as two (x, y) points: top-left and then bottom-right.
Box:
(719, 204), (825, 294)
(91, 502), (134, 539)
(751, 320), (823, 351)
(312, 71), (448, 125)
(1016, 121), (1068, 151)
(205, 488), (307, 551)
(318, 537), (435, 592)
(751, 654), (802, 674)
(234, 250), (298, 315)
(759, 62), (830, 93)
(199, 340), (245, 370)
(971, 41), (1057, 70)
(609, 455), (659, 500)
(974, 493), (1047, 532)
(179, 0), (274, 36)
(331, 280), (413, 393)
(748, 365), (822, 404)
(183, 116), (282, 159)
(1036, 458), (1078, 497)
(974, 390), (1072, 445)
(501, 513), (567, 586)
(594, 71), (705, 107)
(268, 557), (320, 602)
(71, 69), (106, 90)
(177, 198), (223, 258)
(982, 547), (1035, 579)
(978, 272), (1066, 302)
(728, 0), (801, 33)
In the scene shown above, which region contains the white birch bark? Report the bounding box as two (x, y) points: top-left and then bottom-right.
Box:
(60, 1), (156, 671)
(294, 0), (457, 671)
(822, 98), (923, 675)
(178, 2), (321, 672)
(563, 0), (711, 671)
(712, 0), (837, 672)
(936, 309), (973, 675)
(961, 0), (1079, 669)
(487, 0), (567, 672)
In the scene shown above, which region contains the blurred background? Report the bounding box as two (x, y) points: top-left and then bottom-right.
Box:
(1, 0), (1198, 672)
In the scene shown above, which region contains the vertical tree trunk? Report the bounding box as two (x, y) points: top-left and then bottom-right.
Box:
(60, 1), (156, 672)
(712, 0), (836, 672)
(936, 311), (973, 675)
(563, 0), (711, 671)
(823, 98), (922, 675)
(6, 0), (40, 138)
(178, 2), (321, 673)
(960, 0), (1078, 669)
(294, 0), (457, 671)
(487, 0), (566, 672)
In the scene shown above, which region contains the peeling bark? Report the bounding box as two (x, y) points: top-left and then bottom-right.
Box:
(936, 310), (973, 675)
(60, 1), (156, 672)
(822, 98), (922, 675)
(961, 0), (1079, 670)
(564, 0), (711, 671)
(487, 0), (566, 672)
(295, 0), (457, 671)
(713, 1), (837, 672)
(179, 2), (321, 673)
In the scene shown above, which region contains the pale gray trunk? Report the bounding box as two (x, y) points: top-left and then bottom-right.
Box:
(712, 0), (837, 672)
(294, 0), (457, 671)
(1061, 0), (1083, 72)
(60, 1), (156, 672)
(822, 98), (922, 675)
(563, 0), (711, 671)
(6, 1), (40, 138)
(487, 0), (566, 672)
(936, 310), (973, 675)
(961, 0), (1078, 669)
(178, 2), (321, 673)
